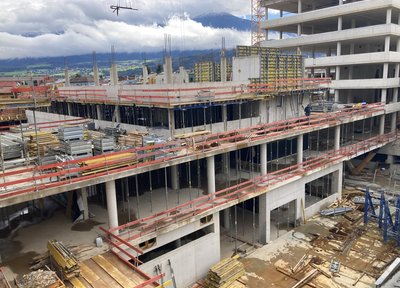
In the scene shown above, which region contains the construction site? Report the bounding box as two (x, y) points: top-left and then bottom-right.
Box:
(1, 0), (400, 287)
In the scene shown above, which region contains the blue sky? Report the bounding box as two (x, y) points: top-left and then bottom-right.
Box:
(0, 0), (253, 59)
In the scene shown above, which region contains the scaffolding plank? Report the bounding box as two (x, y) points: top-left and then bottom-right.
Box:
(92, 255), (138, 287)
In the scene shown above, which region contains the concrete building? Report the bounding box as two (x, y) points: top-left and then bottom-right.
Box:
(1, 4), (400, 283)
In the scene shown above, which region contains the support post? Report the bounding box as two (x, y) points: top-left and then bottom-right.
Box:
(261, 143), (267, 175)
(67, 103), (73, 116)
(106, 180), (118, 229)
(207, 156), (215, 195)
(81, 187), (89, 220)
(391, 112), (397, 132)
(222, 104), (228, 131)
(96, 105), (103, 121)
(297, 134), (303, 164)
(259, 194), (270, 244)
(168, 109), (175, 137)
(380, 115), (385, 135)
(171, 165), (179, 190)
(334, 125), (340, 151)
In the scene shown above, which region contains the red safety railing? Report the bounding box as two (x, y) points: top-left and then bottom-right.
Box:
(105, 132), (396, 245)
(0, 103), (384, 202)
(53, 78), (331, 107)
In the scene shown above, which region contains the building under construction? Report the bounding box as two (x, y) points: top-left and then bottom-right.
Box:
(0, 0), (400, 287)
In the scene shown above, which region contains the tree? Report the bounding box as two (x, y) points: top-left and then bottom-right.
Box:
(156, 64), (163, 74)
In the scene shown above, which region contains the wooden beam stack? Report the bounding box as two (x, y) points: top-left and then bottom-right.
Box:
(118, 130), (147, 147)
(206, 255), (245, 288)
(25, 131), (59, 157)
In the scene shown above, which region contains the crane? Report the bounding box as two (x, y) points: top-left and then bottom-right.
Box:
(110, 0), (138, 15)
(251, 0), (266, 46)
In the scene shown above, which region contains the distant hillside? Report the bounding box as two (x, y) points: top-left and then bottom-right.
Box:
(193, 13), (251, 31)
(0, 49), (236, 76)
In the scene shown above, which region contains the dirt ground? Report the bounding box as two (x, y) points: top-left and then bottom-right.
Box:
(0, 203), (108, 278)
(238, 210), (400, 288)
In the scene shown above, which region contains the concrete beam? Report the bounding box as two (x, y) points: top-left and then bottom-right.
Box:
(304, 51), (400, 68)
(263, 0), (399, 30)
(262, 24), (400, 49)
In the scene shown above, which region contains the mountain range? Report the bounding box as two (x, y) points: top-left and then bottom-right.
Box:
(0, 13), (250, 76)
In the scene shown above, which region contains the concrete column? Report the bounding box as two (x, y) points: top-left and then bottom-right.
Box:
(297, 0), (302, 13)
(171, 165), (179, 190)
(164, 56), (173, 84)
(64, 69), (70, 87)
(93, 65), (100, 86)
(391, 113), (397, 132)
(334, 125), (341, 151)
(380, 115), (385, 135)
(382, 89), (388, 104)
(67, 103), (73, 116)
(223, 208), (230, 230)
(259, 100), (268, 123)
(259, 193), (270, 244)
(387, 8), (392, 24)
(179, 66), (187, 83)
(110, 63), (118, 85)
(96, 105), (103, 121)
(106, 180), (118, 229)
(142, 64), (148, 84)
(221, 57), (227, 82)
(168, 109), (175, 137)
(297, 134), (303, 164)
(260, 143), (267, 175)
(338, 16), (342, 31)
(222, 104), (228, 131)
(115, 106), (121, 123)
(79, 187), (89, 220)
(297, 24), (301, 36)
(207, 156), (216, 195)
(223, 152), (230, 174)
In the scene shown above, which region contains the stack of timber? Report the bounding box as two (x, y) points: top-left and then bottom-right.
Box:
(79, 152), (138, 176)
(47, 240), (80, 280)
(15, 269), (64, 288)
(206, 255), (245, 288)
(118, 130), (147, 147)
(88, 130), (107, 140)
(25, 131), (59, 157)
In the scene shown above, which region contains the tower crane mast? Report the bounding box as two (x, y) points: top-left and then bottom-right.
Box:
(251, 0), (266, 46)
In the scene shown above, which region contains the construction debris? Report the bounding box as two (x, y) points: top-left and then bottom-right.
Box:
(206, 255), (245, 288)
(319, 207), (353, 216)
(15, 269), (64, 288)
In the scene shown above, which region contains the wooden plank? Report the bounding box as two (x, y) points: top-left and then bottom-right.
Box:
(69, 277), (87, 288)
(101, 253), (147, 285)
(92, 255), (137, 287)
(80, 261), (114, 288)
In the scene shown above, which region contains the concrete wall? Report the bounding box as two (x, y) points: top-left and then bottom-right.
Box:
(260, 162), (342, 242)
(232, 56), (261, 82)
(138, 213), (220, 288)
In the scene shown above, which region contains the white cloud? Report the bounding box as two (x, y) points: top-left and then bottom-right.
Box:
(0, 16), (250, 59)
(0, 0), (251, 59)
